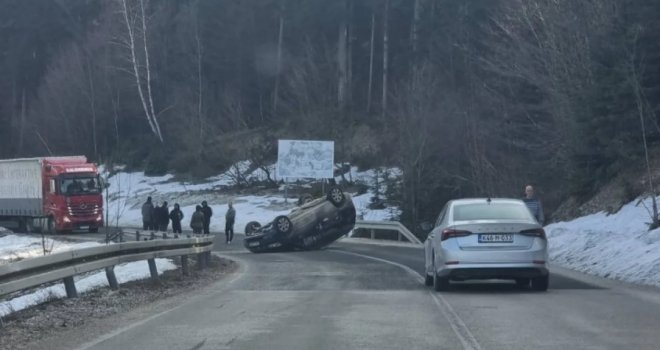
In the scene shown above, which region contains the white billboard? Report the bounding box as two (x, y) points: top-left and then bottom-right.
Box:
(277, 140), (334, 179)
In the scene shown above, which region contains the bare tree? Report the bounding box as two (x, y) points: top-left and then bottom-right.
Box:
(367, 11), (376, 113)
(411, 0), (422, 60)
(381, 0), (390, 119)
(273, 10), (285, 114)
(337, 0), (348, 110)
(628, 27), (659, 228)
(118, 0), (164, 142)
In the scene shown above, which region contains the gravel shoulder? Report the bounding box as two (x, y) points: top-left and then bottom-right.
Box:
(0, 256), (238, 350)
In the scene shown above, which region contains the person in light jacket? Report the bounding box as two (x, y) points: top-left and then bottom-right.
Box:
(522, 185), (545, 224)
(225, 201), (236, 244)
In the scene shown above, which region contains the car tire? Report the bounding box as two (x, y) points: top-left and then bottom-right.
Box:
(327, 187), (345, 207)
(432, 258), (450, 291)
(299, 194), (314, 205)
(424, 273), (434, 287)
(47, 217), (56, 235)
(531, 275), (549, 291)
(244, 221), (261, 236)
(433, 273), (450, 292)
(273, 215), (293, 235)
(515, 278), (530, 288)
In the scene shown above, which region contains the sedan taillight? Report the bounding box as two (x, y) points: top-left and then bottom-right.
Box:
(520, 228), (546, 239)
(441, 229), (472, 241)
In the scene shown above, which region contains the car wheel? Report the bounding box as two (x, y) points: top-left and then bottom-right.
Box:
(531, 275), (549, 291)
(327, 187), (345, 207)
(432, 258), (450, 291)
(244, 221), (261, 236)
(515, 278), (530, 288)
(47, 217), (56, 235)
(424, 273), (434, 287)
(274, 215), (293, 235)
(299, 194), (314, 205)
(19, 218), (34, 233)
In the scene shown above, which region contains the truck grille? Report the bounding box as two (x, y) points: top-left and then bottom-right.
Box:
(68, 203), (100, 217)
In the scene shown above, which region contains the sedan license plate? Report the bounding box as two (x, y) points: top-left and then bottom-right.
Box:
(248, 241), (260, 247)
(478, 234), (513, 243)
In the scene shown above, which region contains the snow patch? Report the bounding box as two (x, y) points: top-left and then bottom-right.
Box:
(0, 235), (102, 265)
(103, 162), (402, 233)
(546, 196), (660, 287)
(0, 258), (177, 317)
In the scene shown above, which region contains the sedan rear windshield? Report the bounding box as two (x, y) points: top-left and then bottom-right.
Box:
(453, 202), (534, 221)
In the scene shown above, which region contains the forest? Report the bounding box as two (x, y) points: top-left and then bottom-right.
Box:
(1, 0), (659, 230)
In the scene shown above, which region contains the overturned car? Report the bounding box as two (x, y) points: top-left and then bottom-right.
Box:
(243, 187), (356, 253)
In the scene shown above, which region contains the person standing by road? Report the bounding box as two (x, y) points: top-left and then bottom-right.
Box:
(156, 201), (170, 232)
(225, 201), (236, 244)
(190, 205), (205, 234)
(201, 200), (213, 234)
(169, 203), (184, 234)
(141, 197), (154, 231)
(522, 185), (545, 224)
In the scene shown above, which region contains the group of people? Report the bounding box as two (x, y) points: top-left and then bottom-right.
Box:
(141, 197), (236, 242)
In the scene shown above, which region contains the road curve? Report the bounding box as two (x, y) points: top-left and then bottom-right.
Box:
(23, 234), (660, 350)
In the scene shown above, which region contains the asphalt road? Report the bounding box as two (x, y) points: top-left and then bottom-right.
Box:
(22, 233), (660, 350)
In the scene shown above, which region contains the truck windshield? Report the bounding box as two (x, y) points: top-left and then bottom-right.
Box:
(60, 177), (101, 195)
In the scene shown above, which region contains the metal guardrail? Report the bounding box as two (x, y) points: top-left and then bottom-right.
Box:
(352, 220), (423, 245)
(0, 235), (215, 299)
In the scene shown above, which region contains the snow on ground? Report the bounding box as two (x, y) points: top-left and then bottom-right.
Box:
(0, 258), (176, 317)
(0, 234), (178, 317)
(104, 162), (402, 233)
(0, 235), (102, 265)
(546, 196), (660, 287)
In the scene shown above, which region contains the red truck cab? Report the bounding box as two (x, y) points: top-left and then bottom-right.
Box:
(41, 157), (104, 233)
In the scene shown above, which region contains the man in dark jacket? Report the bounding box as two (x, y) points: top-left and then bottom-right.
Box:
(522, 185), (545, 224)
(141, 197), (154, 230)
(201, 200), (213, 234)
(158, 201), (170, 231)
(190, 205), (205, 234)
(225, 201), (236, 244)
(169, 203), (184, 234)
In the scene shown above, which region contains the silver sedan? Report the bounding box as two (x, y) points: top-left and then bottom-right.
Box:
(424, 198), (549, 291)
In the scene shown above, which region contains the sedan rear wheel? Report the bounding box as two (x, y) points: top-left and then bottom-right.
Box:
(424, 273), (433, 286)
(531, 275), (549, 292)
(432, 258), (450, 291)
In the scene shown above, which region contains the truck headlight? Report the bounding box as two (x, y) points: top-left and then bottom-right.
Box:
(63, 216), (71, 223)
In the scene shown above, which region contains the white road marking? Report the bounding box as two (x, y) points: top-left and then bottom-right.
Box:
(330, 249), (483, 350)
(74, 253), (247, 350)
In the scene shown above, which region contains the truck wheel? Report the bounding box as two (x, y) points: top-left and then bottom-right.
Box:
(244, 221), (261, 236)
(274, 215), (292, 235)
(25, 219), (34, 233)
(327, 187), (345, 207)
(18, 218), (30, 233)
(47, 217), (56, 235)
